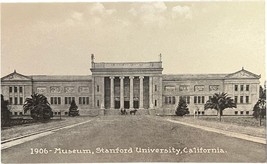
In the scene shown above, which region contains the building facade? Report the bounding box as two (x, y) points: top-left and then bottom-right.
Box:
(1, 56), (261, 116)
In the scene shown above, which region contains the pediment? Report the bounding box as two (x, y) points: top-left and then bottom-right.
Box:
(225, 69), (260, 79)
(1, 71), (32, 81)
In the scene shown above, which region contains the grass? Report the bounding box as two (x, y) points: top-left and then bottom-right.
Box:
(1, 116), (95, 141)
(168, 115), (266, 138)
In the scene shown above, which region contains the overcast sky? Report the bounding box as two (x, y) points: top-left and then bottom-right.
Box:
(1, 1), (265, 84)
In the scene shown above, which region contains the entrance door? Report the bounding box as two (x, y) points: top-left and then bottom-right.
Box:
(133, 101), (139, 109)
(124, 101), (129, 109)
(115, 101), (120, 109)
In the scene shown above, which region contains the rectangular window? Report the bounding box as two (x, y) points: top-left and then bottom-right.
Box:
(72, 97), (75, 102)
(54, 97), (57, 105)
(246, 96), (249, 103)
(83, 97), (85, 104)
(65, 112), (68, 115)
(79, 97), (82, 104)
(65, 97), (67, 104)
(246, 111), (249, 115)
(240, 85), (244, 91)
(19, 87), (23, 93)
(51, 97), (54, 104)
(20, 112), (23, 115)
(14, 87), (17, 93)
(198, 96), (201, 104)
(20, 97), (23, 105)
(155, 100), (157, 107)
(246, 85), (249, 91)
(97, 100), (100, 107)
(240, 96), (243, 103)
(86, 97), (89, 104)
(235, 111), (238, 115)
(155, 85), (157, 92)
(235, 96), (238, 103)
(194, 96), (197, 104)
(172, 97), (176, 104)
(58, 97), (61, 105)
(234, 85), (238, 91)
(240, 111), (243, 115)
(187, 96), (190, 104)
(14, 97), (18, 105)
(97, 85), (100, 92)
(9, 97), (13, 105)
(14, 112), (17, 115)
(202, 96), (205, 104)
(68, 97), (71, 104)
(9, 87), (12, 93)
(202, 111), (205, 115)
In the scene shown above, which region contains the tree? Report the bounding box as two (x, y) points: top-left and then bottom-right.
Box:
(1, 94), (11, 126)
(69, 99), (79, 117)
(175, 97), (189, 116)
(204, 92), (236, 121)
(253, 85), (266, 126)
(23, 93), (53, 121)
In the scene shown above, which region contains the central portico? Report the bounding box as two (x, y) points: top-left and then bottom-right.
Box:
(90, 55), (163, 111)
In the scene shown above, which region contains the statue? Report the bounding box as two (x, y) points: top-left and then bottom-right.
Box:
(91, 54), (95, 63)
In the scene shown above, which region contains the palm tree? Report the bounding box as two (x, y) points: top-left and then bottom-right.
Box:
(204, 92), (236, 121)
(23, 93), (53, 121)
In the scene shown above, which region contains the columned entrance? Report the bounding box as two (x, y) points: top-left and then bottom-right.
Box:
(104, 76), (150, 109)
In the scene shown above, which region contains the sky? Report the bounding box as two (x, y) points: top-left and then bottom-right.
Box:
(1, 1), (265, 84)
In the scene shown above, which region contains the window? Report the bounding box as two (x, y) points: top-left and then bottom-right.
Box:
(65, 112), (68, 115)
(79, 97), (89, 105)
(194, 96), (197, 104)
(9, 97), (13, 105)
(20, 112), (23, 115)
(14, 97), (18, 105)
(240, 96), (243, 104)
(155, 85), (157, 92)
(19, 87), (23, 93)
(246, 96), (249, 103)
(202, 96), (205, 104)
(165, 96), (175, 104)
(97, 85), (100, 92)
(14, 87), (17, 93)
(155, 100), (157, 107)
(65, 97), (68, 104)
(97, 100), (100, 107)
(234, 85), (238, 91)
(9, 87), (12, 93)
(54, 112), (57, 115)
(65, 97), (75, 104)
(235, 96), (238, 103)
(240, 111), (243, 115)
(246, 111), (249, 115)
(240, 85), (244, 91)
(19, 97), (23, 105)
(246, 85), (249, 91)
(197, 96), (201, 104)
(202, 111), (205, 115)
(235, 111), (238, 115)
(187, 96), (190, 104)
(51, 97), (61, 105)
(14, 112), (17, 115)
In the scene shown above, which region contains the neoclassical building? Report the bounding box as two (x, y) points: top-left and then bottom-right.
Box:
(1, 55), (261, 116)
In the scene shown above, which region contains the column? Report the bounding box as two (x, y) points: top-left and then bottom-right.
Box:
(139, 76), (144, 109)
(110, 77), (115, 109)
(91, 77), (95, 108)
(101, 77), (105, 109)
(149, 76), (153, 109)
(129, 76), (134, 109)
(120, 76), (124, 108)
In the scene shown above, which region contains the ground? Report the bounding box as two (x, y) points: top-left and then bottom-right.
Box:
(1, 115), (266, 163)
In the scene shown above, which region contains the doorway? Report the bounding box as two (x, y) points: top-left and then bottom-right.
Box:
(133, 101), (139, 109)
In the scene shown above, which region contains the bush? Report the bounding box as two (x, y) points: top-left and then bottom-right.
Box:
(175, 97), (189, 116)
(69, 100), (79, 117)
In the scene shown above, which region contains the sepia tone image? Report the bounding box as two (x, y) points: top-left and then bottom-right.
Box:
(1, 1), (266, 163)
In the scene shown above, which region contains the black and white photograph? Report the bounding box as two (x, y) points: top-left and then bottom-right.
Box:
(1, 0), (266, 163)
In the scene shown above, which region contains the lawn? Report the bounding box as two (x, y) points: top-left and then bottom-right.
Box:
(1, 116), (95, 141)
(167, 115), (266, 138)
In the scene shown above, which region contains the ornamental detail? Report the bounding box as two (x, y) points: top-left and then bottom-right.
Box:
(209, 85), (219, 91)
(37, 87), (47, 94)
(50, 86), (61, 93)
(179, 85), (189, 91)
(64, 87), (75, 93)
(194, 85), (204, 92)
(79, 86), (89, 93)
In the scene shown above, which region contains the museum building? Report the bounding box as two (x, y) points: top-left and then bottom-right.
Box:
(1, 55), (261, 116)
